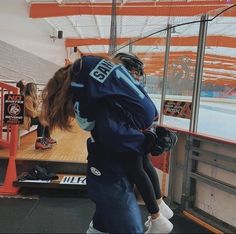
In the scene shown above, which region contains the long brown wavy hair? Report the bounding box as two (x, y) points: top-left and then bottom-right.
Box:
(41, 64), (75, 131)
(25, 82), (38, 109)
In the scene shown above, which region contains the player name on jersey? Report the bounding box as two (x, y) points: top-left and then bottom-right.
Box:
(89, 59), (117, 83)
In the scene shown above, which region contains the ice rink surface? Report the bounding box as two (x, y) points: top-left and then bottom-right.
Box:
(151, 96), (236, 141)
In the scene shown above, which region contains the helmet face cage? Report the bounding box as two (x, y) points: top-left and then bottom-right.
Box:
(114, 53), (146, 86)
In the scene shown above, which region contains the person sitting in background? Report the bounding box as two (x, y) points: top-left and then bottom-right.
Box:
(16, 79), (27, 95)
(24, 82), (56, 150)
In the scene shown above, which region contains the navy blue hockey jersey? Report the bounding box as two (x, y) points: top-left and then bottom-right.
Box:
(70, 56), (158, 154)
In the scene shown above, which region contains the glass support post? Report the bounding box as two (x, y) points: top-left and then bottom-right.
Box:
(190, 14), (209, 132)
(159, 24), (171, 124)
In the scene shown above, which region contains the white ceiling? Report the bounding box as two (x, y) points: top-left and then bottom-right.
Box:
(1, 0), (236, 63)
(0, 0), (236, 85)
(27, 0), (236, 65)
(0, 0), (69, 66)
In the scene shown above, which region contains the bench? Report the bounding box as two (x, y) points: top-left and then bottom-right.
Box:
(18, 125), (37, 148)
(19, 125), (37, 137)
(1, 125), (37, 148)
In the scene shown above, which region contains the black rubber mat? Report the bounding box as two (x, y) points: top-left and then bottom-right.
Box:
(0, 158), (8, 184)
(0, 195), (211, 234)
(0, 196), (93, 234)
(0, 197), (38, 233)
(170, 213), (211, 234)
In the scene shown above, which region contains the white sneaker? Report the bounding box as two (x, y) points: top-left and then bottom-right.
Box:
(145, 200), (174, 228)
(86, 221), (107, 234)
(159, 199), (174, 220)
(145, 213), (173, 234)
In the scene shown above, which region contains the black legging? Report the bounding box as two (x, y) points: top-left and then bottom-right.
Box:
(122, 153), (161, 214)
(31, 117), (50, 138)
(143, 154), (162, 200)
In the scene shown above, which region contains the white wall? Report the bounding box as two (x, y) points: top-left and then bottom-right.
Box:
(0, 40), (60, 84)
(0, 0), (66, 67)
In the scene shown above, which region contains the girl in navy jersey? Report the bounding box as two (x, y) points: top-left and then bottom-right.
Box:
(41, 55), (174, 233)
(113, 52), (175, 232)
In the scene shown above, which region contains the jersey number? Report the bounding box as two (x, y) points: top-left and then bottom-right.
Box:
(115, 66), (145, 99)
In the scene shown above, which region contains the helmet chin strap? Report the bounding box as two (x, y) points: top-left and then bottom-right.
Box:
(131, 69), (146, 88)
(140, 73), (146, 88)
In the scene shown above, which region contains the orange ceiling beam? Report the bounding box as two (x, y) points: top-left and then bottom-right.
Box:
(29, 1), (234, 18)
(65, 36), (236, 49)
(205, 54), (236, 63)
(65, 38), (165, 47)
(203, 70), (236, 77)
(144, 52), (236, 64)
(79, 51), (236, 84)
(204, 64), (236, 71)
(145, 63), (236, 72)
(80, 51), (236, 64)
(204, 80), (236, 86)
(79, 51), (236, 64)
(80, 51), (196, 58)
(79, 50), (236, 74)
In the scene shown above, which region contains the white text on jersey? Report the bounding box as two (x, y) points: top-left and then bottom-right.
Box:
(89, 59), (118, 83)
